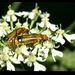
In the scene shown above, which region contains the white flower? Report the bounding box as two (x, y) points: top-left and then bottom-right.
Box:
(38, 46), (49, 60)
(0, 59), (15, 71)
(0, 60), (5, 67)
(9, 53), (21, 64)
(29, 12), (35, 20)
(38, 21), (58, 31)
(0, 27), (7, 37)
(51, 49), (63, 62)
(3, 46), (9, 54)
(22, 11), (30, 18)
(42, 29), (51, 36)
(30, 28), (39, 33)
(4, 15), (17, 22)
(52, 34), (65, 45)
(23, 48), (46, 71)
(43, 41), (54, 49)
(53, 28), (75, 45)
(40, 12), (50, 18)
(22, 21), (29, 29)
(14, 12), (23, 17)
(34, 61), (46, 71)
(6, 60), (15, 71)
(0, 52), (15, 71)
(64, 33), (75, 43)
(20, 45), (29, 56)
(15, 11), (29, 18)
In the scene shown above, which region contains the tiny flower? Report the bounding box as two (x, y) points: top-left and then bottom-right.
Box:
(22, 18), (29, 29)
(4, 26), (11, 32)
(38, 46), (49, 59)
(9, 53), (21, 64)
(14, 12), (23, 17)
(64, 33), (75, 43)
(23, 48), (46, 71)
(35, 44), (42, 49)
(52, 34), (65, 45)
(7, 5), (15, 16)
(4, 15), (17, 22)
(0, 50), (15, 71)
(53, 24), (75, 44)
(0, 27), (7, 37)
(15, 19), (22, 28)
(3, 46), (9, 54)
(51, 49), (63, 62)
(1, 53), (9, 61)
(30, 28), (39, 33)
(34, 61), (46, 71)
(28, 3), (39, 20)
(4, 5), (17, 22)
(1, 21), (9, 27)
(6, 60), (15, 71)
(43, 41), (54, 49)
(38, 12), (58, 31)
(42, 28), (51, 36)
(12, 45), (29, 63)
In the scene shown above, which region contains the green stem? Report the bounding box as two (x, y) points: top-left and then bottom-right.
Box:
(30, 20), (35, 30)
(0, 42), (5, 47)
(10, 15), (13, 31)
(1, 39), (6, 46)
(21, 63), (25, 71)
(39, 22), (46, 33)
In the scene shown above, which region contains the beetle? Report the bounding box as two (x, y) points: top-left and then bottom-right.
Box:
(3, 27), (49, 47)
(6, 34), (48, 46)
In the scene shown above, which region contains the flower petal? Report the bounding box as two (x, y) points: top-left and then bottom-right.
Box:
(18, 54), (24, 62)
(6, 60), (15, 71)
(51, 49), (63, 62)
(46, 22), (58, 31)
(38, 22), (44, 28)
(32, 48), (37, 55)
(55, 34), (65, 45)
(9, 53), (20, 64)
(34, 61), (46, 71)
(64, 33), (75, 43)
(29, 12), (35, 19)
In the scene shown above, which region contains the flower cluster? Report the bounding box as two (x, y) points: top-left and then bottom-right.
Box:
(0, 3), (75, 71)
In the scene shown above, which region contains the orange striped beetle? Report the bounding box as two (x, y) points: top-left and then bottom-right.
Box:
(4, 27), (49, 46)
(9, 34), (48, 46)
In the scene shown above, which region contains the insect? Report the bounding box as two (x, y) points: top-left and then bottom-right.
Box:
(4, 27), (49, 46)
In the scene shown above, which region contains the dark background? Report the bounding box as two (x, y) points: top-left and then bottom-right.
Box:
(0, 2), (75, 30)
